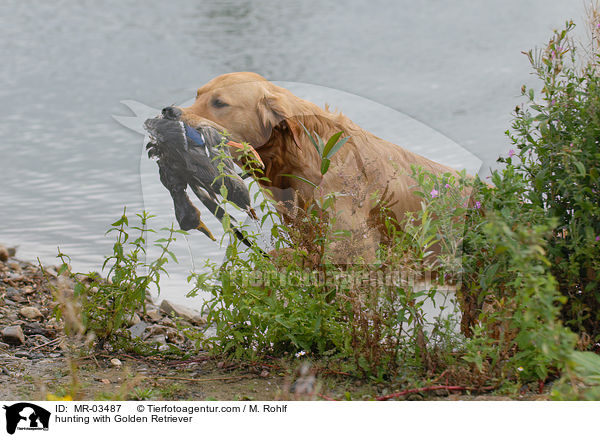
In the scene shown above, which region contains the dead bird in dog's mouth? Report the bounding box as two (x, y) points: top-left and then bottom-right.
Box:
(144, 106), (264, 248)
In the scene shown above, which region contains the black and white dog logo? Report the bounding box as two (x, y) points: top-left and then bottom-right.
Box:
(3, 403), (50, 434)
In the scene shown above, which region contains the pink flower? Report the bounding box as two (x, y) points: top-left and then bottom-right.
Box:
(597, 23), (600, 28)
(445, 183), (451, 189)
(430, 189), (439, 198)
(508, 149), (516, 158)
(475, 201), (482, 209)
(596, 236), (600, 242)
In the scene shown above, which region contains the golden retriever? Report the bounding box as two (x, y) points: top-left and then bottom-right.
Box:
(178, 72), (459, 262)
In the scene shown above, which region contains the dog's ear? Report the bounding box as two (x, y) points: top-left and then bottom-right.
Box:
(258, 91), (303, 149)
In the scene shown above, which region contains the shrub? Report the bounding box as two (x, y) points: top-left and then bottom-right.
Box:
(55, 210), (183, 344)
(506, 20), (600, 338)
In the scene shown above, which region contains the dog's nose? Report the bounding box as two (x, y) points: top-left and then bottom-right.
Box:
(162, 106), (182, 120)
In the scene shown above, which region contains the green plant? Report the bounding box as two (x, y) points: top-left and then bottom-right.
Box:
(193, 130), (351, 360)
(129, 387), (156, 400)
(506, 19), (600, 338)
(55, 209), (184, 344)
(193, 129), (465, 379)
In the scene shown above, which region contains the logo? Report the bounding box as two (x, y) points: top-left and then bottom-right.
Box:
(3, 403), (50, 434)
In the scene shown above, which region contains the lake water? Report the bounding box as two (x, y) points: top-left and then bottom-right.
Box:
(0, 0), (582, 308)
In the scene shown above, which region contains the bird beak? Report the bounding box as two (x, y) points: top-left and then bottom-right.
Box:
(196, 220), (216, 241)
(226, 141), (264, 169)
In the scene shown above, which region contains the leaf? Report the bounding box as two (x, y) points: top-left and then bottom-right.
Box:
(322, 132), (343, 157)
(325, 136), (349, 159)
(573, 161), (586, 177)
(321, 158), (331, 175)
(300, 123), (320, 154)
(321, 195), (335, 211)
(317, 135), (325, 156)
(280, 173), (318, 188)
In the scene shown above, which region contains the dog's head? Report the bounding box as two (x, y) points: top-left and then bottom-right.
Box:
(181, 72), (301, 146)
(178, 73), (326, 191)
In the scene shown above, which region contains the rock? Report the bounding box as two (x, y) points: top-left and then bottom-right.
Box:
(7, 262), (21, 272)
(19, 306), (44, 321)
(44, 266), (58, 279)
(0, 246), (8, 262)
(4, 287), (25, 303)
(160, 317), (176, 328)
(3, 298), (18, 307)
(128, 321), (149, 339)
(2, 326), (25, 345)
(28, 334), (50, 345)
(145, 309), (161, 323)
(144, 325), (167, 338)
(14, 351), (31, 359)
(110, 358), (122, 367)
(124, 313), (141, 327)
(165, 328), (185, 344)
(159, 300), (204, 325)
(147, 334), (167, 346)
(21, 322), (52, 337)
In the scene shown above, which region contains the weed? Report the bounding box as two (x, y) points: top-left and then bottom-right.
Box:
(54, 209), (185, 346)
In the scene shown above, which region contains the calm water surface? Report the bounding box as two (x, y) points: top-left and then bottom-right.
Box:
(0, 0), (581, 307)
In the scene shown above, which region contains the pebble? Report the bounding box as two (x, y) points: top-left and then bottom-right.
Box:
(147, 334), (167, 346)
(159, 299), (205, 325)
(2, 326), (25, 345)
(8, 262), (21, 272)
(14, 351), (31, 359)
(165, 329), (185, 344)
(160, 317), (176, 328)
(145, 325), (167, 337)
(4, 287), (25, 303)
(110, 358), (122, 368)
(0, 245), (9, 262)
(124, 313), (141, 327)
(145, 309), (161, 322)
(22, 322), (52, 337)
(19, 306), (44, 321)
(3, 298), (18, 307)
(128, 321), (149, 339)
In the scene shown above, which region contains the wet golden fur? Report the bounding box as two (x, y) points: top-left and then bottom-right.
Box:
(180, 72), (458, 261)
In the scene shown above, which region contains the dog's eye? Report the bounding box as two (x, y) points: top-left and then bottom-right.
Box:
(212, 98), (229, 109)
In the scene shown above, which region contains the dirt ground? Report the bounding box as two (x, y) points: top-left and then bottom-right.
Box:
(0, 349), (551, 401)
(0, 249), (549, 401)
